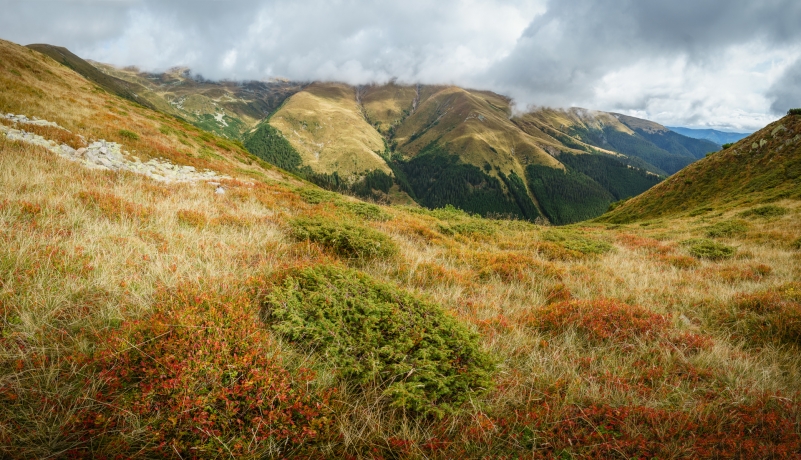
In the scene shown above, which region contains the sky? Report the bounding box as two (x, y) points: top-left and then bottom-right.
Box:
(2, 0), (800, 132)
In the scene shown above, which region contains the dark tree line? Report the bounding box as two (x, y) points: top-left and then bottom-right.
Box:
(525, 164), (614, 225)
(398, 145), (524, 219)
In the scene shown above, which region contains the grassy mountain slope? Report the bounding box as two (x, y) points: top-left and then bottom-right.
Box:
(518, 108), (719, 175)
(27, 46), (699, 224)
(268, 82), (392, 178)
(359, 82), (418, 135)
(602, 113), (801, 223)
(25, 44), (158, 111)
(615, 113), (720, 160)
(265, 84), (664, 224)
(394, 86), (563, 173)
(3, 38), (801, 458)
(90, 62), (303, 139)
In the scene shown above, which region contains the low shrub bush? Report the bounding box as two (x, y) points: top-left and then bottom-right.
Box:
(656, 254), (700, 269)
(737, 205), (788, 219)
(117, 129), (139, 140)
(682, 238), (735, 260)
(262, 265), (495, 416)
(706, 219), (749, 238)
(339, 201), (390, 221)
(176, 208), (208, 228)
(438, 219), (496, 237)
(298, 187), (338, 204)
(77, 190), (151, 222)
(722, 285), (801, 346)
(74, 284), (332, 457)
(289, 216), (397, 260)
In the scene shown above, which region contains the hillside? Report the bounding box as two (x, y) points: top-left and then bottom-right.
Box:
(267, 82), (391, 178)
(25, 44), (159, 112)
(3, 37), (801, 458)
(668, 126), (752, 145)
(518, 108), (720, 175)
(602, 112), (801, 223)
(83, 58), (303, 139)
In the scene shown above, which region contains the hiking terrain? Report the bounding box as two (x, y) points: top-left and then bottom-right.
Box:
(2, 38), (800, 458)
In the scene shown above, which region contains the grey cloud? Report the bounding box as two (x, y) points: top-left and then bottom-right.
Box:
(1, 0), (800, 129)
(0, 0), (134, 48)
(768, 58), (801, 114)
(485, 0), (801, 107)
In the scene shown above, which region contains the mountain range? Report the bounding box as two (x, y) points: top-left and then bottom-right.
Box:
(27, 44), (723, 224)
(667, 126), (751, 145)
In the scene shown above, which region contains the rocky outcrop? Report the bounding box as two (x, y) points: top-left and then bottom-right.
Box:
(1, 113), (230, 184)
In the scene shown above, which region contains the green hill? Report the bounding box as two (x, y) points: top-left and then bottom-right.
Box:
(601, 112), (801, 223)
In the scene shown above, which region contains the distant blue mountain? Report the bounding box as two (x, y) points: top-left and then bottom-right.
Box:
(667, 127), (751, 145)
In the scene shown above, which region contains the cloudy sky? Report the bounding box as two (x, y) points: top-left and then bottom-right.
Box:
(3, 0), (800, 131)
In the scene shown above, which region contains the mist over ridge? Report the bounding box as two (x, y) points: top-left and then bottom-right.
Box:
(3, 0), (801, 131)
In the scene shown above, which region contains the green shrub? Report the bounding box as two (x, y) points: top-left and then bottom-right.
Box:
(788, 108), (801, 116)
(682, 238), (735, 260)
(438, 219), (496, 237)
(289, 216), (397, 260)
(298, 188), (338, 204)
(738, 205), (788, 219)
(429, 204), (471, 220)
(792, 238), (801, 250)
(117, 129), (139, 141)
(706, 220), (749, 238)
(721, 143), (734, 149)
(262, 265), (495, 416)
(542, 230), (613, 255)
(339, 201), (391, 221)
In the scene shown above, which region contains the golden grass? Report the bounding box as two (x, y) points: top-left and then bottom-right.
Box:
(361, 82), (417, 134)
(393, 86), (564, 179)
(269, 82), (391, 178)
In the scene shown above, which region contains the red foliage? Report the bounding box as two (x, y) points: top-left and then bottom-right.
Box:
(529, 299), (669, 343)
(656, 254), (699, 269)
(726, 285), (801, 344)
(709, 263), (772, 283)
(475, 252), (563, 283)
(617, 233), (673, 254)
(70, 283), (332, 457)
(77, 190), (152, 221)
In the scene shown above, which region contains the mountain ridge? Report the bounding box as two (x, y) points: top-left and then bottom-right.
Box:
(667, 126), (752, 145)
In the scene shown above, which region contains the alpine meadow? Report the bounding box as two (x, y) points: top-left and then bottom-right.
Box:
(1, 2), (801, 458)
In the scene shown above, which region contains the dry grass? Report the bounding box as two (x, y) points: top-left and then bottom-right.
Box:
(2, 38), (801, 458)
(269, 82), (391, 177)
